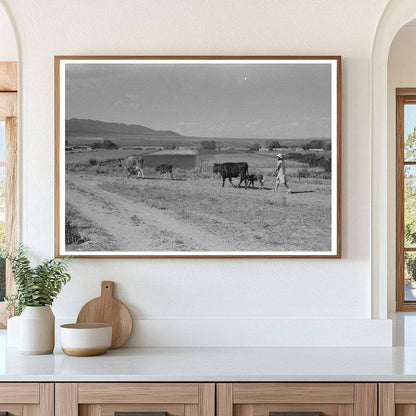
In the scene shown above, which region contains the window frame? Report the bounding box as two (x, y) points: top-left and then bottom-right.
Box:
(0, 62), (17, 327)
(396, 88), (416, 311)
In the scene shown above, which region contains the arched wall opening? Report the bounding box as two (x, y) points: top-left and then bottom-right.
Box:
(371, 1), (416, 320)
(387, 19), (416, 313)
(0, 0), (19, 326)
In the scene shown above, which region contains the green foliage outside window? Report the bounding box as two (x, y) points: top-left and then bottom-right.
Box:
(405, 128), (416, 247)
(404, 127), (416, 282)
(0, 222), (5, 246)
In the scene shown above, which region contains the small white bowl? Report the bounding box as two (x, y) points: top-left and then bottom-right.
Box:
(60, 323), (112, 356)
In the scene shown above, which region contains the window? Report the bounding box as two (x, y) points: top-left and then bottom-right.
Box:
(0, 121), (5, 300)
(0, 61), (17, 327)
(397, 89), (416, 310)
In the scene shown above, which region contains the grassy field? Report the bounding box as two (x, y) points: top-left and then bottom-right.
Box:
(64, 146), (332, 252)
(66, 148), (328, 179)
(66, 148), (153, 165)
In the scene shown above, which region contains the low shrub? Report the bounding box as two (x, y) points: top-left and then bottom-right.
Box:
(65, 218), (83, 245)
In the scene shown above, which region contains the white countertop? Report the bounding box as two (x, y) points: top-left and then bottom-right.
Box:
(1, 327), (416, 382)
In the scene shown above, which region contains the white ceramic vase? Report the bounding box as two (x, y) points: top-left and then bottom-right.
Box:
(19, 306), (55, 354)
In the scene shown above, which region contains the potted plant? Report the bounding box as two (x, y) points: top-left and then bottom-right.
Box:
(1, 245), (71, 354)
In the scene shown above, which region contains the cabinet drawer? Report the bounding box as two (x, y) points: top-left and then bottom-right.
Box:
(56, 383), (215, 416)
(217, 383), (376, 416)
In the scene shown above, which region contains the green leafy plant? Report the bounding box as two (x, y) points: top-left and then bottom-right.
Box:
(0, 245), (71, 316)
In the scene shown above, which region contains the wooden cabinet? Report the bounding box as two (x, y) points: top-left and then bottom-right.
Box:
(0, 383), (53, 416)
(379, 383), (416, 416)
(55, 383), (215, 416)
(0, 381), (386, 416)
(217, 383), (377, 416)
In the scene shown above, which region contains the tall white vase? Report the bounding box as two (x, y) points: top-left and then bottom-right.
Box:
(19, 306), (55, 354)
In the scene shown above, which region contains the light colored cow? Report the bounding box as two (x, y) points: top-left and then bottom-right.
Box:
(118, 156), (145, 179)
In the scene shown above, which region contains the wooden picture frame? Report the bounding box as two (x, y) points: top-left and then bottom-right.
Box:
(55, 56), (341, 258)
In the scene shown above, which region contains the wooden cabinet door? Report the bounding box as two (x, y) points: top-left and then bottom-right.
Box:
(56, 383), (215, 416)
(0, 383), (53, 416)
(217, 383), (377, 416)
(379, 383), (416, 416)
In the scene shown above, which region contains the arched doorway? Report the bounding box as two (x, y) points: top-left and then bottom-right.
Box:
(371, 1), (416, 319)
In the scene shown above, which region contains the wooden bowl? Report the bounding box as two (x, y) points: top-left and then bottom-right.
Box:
(60, 323), (112, 356)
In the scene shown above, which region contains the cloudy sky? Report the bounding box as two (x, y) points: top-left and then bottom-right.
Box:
(65, 61), (332, 139)
(405, 105), (416, 139)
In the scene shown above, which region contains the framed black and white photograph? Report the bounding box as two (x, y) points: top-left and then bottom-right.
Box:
(55, 56), (341, 258)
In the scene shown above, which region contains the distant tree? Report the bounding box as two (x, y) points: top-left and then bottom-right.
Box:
(323, 142), (331, 151)
(0, 222), (5, 245)
(405, 126), (416, 161)
(249, 143), (261, 152)
(92, 139), (118, 149)
(165, 145), (177, 150)
(0, 256), (4, 300)
(267, 140), (281, 151)
(406, 253), (416, 281)
(302, 139), (325, 150)
(405, 148), (416, 280)
(200, 140), (216, 150)
(405, 128), (416, 247)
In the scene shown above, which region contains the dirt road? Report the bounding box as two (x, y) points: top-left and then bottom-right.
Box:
(66, 173), (235, 251)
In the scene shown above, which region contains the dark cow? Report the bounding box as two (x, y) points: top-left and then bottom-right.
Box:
(248, 174), (264, 189)
(213, 162), (248, 189)
(156, 164), (173, 179)
(118, 156), (145, 179)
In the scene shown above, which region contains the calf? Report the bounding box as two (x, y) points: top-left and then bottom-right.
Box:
(156, 164), (173, 179)
(248, 174), (264, 189)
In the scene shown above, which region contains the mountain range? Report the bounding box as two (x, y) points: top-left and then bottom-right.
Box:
(65, 118), (182, 138)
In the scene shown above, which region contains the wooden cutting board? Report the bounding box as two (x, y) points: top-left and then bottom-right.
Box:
(76, 281), (133, 349)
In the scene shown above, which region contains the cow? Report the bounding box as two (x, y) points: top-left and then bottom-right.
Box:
(118, 156), (145, 179)
(156, 164), (173, 179)
(213, 162), (248, 189)
(247, 174), (264, 189)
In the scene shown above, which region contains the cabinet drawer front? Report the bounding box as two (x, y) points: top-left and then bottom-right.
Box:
(78, 383), (200, 404)
(235, 403), (340, 416)
(233, 384), (354, 404)
(0, 383), (39, 404)
(80, 403), (186, 416)
(395, 384), (416, 404)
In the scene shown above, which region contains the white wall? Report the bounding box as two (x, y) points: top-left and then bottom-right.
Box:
(0, 0), (393, 346)
(0, 4), (17, 61)
(387, 25), (416, 312)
